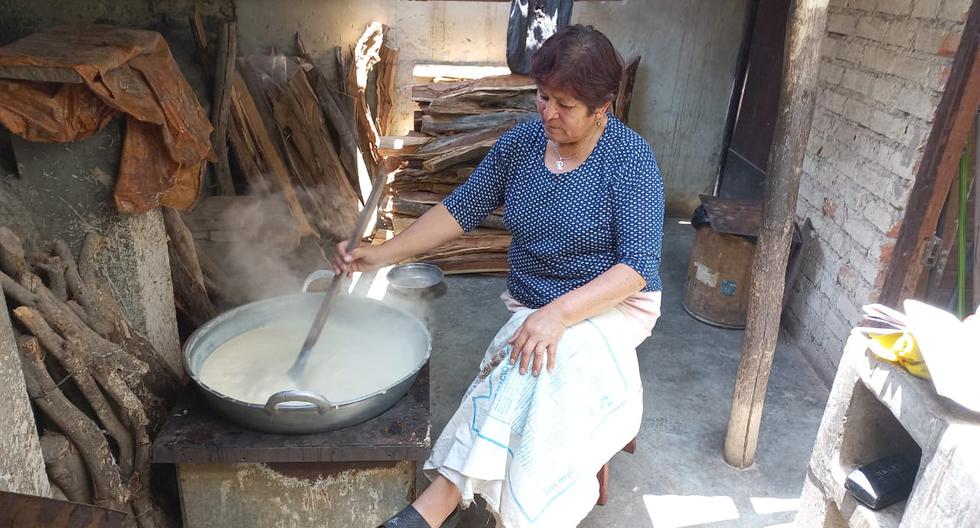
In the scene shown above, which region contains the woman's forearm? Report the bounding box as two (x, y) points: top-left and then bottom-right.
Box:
(378, 204), (465, 264)
(548, 264), (646, 326)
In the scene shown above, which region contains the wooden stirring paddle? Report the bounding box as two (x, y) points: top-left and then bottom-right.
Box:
(288, 163), (391, 381)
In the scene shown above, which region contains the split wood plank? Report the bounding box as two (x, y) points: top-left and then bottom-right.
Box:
(416, 252), (509, 274)
(422, 138), (496, 172)
(296, 33), (362, 199)
(348, 23), (386, 198)
(378, 135), (432, 156)
(226, 70), (316, 238)
(724, 0), (829, 469)
(390, 213), (505, 238)
(426, 89), (536, 115)
(614, 56), (641, 124)
(377, 44), (399, 136)
(421, 111), (536, 135)
(412, 74), (534, 103)
(268, 67), (361, 242)
(210, 21), (238, 195)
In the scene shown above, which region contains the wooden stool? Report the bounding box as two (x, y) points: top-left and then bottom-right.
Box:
(596, 437), (637, 505)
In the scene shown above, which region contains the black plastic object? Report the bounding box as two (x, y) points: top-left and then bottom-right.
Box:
(844, 454), (918, 510)
(506, 0), (574, 75)
(691, 204), (710, 229)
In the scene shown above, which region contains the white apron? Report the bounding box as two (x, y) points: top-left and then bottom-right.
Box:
(424, 305), (652, 527)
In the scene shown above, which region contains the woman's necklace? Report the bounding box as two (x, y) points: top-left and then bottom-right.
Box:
(551, 141), (575, 171)
(550, 121), (605, 172)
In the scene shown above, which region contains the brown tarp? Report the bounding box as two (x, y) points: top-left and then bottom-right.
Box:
(0, 25), (214, 213)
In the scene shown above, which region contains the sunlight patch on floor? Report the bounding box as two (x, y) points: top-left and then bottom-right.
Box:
(643, 494), (739, 527)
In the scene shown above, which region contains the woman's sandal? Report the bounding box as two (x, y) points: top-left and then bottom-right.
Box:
(378, 504), (462, 528)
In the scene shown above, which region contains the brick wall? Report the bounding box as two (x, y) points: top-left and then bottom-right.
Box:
(786, 0), (971, 384)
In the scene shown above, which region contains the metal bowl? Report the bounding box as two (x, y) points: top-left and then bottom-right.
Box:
(182, 276), (431, 435)
(387, 263), (444, 289)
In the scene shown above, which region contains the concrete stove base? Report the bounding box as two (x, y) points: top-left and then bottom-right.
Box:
(177, 461), (414, 527)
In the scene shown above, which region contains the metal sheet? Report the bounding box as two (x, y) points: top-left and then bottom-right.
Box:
(0, 491), (127, 528)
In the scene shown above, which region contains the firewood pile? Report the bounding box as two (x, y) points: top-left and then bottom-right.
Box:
(0, 228), (179, 527)
(378, 74), (540, 273)
(166, 13), (399, 326)
(378, 56), (640, 274)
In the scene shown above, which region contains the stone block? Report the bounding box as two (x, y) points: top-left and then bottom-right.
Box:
(0, 288), (49, 497)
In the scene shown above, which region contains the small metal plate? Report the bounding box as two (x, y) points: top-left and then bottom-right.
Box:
(387, 263), (444, 289)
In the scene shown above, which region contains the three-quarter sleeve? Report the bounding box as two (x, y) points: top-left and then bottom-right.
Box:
(611, 146), (665, 290)
(441, 135), (510, 232)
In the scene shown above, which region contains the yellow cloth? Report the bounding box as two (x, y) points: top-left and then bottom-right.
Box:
(868, 332), (930, 379)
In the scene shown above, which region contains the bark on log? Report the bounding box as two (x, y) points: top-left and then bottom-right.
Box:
(0, 227), (29, 279)
(211, 20), (238, 196)
(422, 139), (495, 172)
(15, 307), (135, 480)
(265, 69), (361, 242)
(376, 44), (398, 136)
(162, 208), (218, 328)
(296, 33), (362, 200)
(723, 0), (829, 469)
(348, 23), (386, 197)
(421, 112), (536, 135)
(17, 336), (127, 512)
(40, 431), (93, 504)
(227, 71), (317, 238)
(34, 258), (68, 302)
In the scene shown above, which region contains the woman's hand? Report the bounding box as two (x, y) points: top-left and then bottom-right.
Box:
(508, 305), (568, 376)
(332, 241), (390, 275)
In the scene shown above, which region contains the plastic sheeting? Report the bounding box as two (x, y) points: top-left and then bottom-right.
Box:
(0, 25), (214, 213)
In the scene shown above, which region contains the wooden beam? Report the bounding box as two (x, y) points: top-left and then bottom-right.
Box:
(879, 4), (980, 307)
(723, 0), (829, 469)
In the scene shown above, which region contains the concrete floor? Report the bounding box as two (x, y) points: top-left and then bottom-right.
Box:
(423, 219), (831, 528)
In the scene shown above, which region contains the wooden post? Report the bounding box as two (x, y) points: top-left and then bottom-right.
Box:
(723, 0), (829, 468)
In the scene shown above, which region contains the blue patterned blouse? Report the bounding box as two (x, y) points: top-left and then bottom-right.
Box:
(442, 115), (665, 309)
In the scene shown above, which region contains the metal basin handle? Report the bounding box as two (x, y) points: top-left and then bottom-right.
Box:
(264, 390), (334, 414)
(302, 270), (335, 293)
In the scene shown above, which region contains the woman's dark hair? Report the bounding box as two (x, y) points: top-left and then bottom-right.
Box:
(530, 24), (624, 113)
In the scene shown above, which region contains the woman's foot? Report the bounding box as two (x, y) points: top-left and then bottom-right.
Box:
(378, 504), (431, 527)
(380, 475), (462, 527)
(377, 504), (461, 528)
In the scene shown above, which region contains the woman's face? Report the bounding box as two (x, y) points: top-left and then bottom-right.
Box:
(535, 85), (608, 145)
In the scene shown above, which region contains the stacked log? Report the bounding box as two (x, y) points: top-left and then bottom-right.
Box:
(0, 227), (179, 527)
(381, 74), (539, 273)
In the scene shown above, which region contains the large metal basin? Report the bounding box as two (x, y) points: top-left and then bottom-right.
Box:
(182, 284), (431, 435)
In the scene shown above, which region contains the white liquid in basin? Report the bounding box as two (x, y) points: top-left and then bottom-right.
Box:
(198, 323), (421, 405)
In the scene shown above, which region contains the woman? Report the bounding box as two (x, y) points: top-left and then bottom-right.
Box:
(337, 25), (664, 528)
